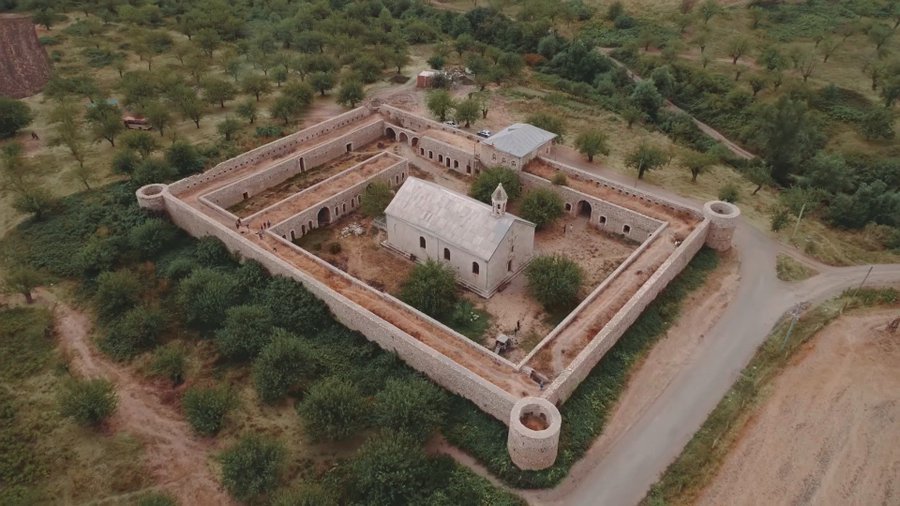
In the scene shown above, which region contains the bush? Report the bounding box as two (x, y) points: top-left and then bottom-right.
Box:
(58, 378), (117, 427)
(327, 242), (342, 254)
(255, 125), (283, 138)
(176, 268), (241, 330)
(150, 342), (187, 385)
(525, 112), (566, 141)
(182, 384), (237, 436)
(93, 269), (142, 321)
(112, 149), (141, 175)
(399, 260), (458, 320)
(346, 432), (429, 505)
(270, 483), (338, 506)
(717, 183), (740, 203)
(551, 172), (568, 185)
(101, 305), (166, 360)
(219, 435), (285, 502)
(165, 141), (205, 175)
(263, 277), (332, 335)
(373, 377), (447, 443)
(360, 181), (394, 218)
(137, 492), (176, 506)
(0, 97), (33, 139)
(525, 254), (583, 311)
(215, 305), (275, 362)
(194, 236), (234, 267)
(858, 107), (895, 141)
(770, 207), (790, 232)
(77, 237), (123, 277)
(253, 332), (317, 403)
(520, 188), (564, 229)
(297, 376), (367, 441)
(128, 218), (178, 259)
(469, 167), (521, 203)
(132, 158), (176, 186)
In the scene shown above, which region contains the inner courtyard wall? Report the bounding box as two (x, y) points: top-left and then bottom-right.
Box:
(417, 136), (477, 175)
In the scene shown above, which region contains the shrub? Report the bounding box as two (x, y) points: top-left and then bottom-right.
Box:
(112, 149), (140, 175)
(469, 167), (521, 203)
(297, 377), (367, 441)
(0, 97), (33, 139)
(150, 342), (187, 385)
(77, 237), (123, 278)
(253, 332), (317, 403)
(717, 183), (740, 203)
(255, 125), (283, 138)
(360, 180), (394, 218)
(551, 172), (568, 185)
(101, 305), (166, 360)
(525, 112), (566, 141)
(525, 254), (583, 311)
(858, 107), (895, 141)
(327, 242), (342, 254)
(137, 492), (176, 506)
(399, 260), (458, 320)
(182, 384), (237, 436)
(520, 188), (564, 229)
(215, 305), (275, 361)
(373, 377), (447, 443)
(263, 277), (332, 335)
(58, 378), (117, 427)
(219, 435), (285, 502)
(132, 158), (176, 186)
(93, 269), (142, 321)
(165, 141), (205, 175)
(176, 268), (241, 330)
(770, 207), (790, 232)
(270, 483), (338, 506)
(128, 219), (178, 259)
(346, 432), (429, 505)
(194, 236), (234, 267)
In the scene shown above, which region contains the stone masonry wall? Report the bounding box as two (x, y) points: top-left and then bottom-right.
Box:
(169, 107), (373, 195)
(379, 104), (481, 141)
(160, 190), (518, 422)
(520, 172), (663, 242)
(542, 219), (711, 404)
(417, 136), (477, 175)
(204, 120), (385, 209)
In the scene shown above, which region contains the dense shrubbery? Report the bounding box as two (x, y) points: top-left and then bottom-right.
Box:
(520, 188), (565, 229)
(219, 435), (285, 502)
(182, 384), (237, 436)
(297, 376), (367, 441)
(525, 254), (583, 311)
(400, 260), (458, 319)
(253, 332), (318, 403)
(57, 378), (118, 427)
(469, 166), (521, 203)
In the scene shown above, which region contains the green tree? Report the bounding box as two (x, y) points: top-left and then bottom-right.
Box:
(859, 107), (895, 140)
(526, 254), (583, 311)
(194, 28), (221, 58)
(241, 74), (272, 102)
(520, 188), (564, 229)
(85, 101), (123, 146)
(373, 377), (446, 443)
(165, 141), (204, 175)
(426, 90), (454, 122)
(574, 130), (609, 162)
(727, 37), (750, 64)
(101, 305), (166, 359)
(94, 269), (142, 321)
(745, 96), (824, 184)
(681, 149), (715, 182)
(0, 143), (53, 219)
(337, 79), (365, 108)
(297, 377), (367, 441)
(183, 384), (236, 436)
(58, 378), (117, 427)
(625, 142), (669, 179)
(215, 304), (275, 362)
(2, 265), (43, 304)
(309, 71), (336, 96)
(174, 88), (205, 128)
(236, 99), (258, 124)
(360, 180), (393, 218)
(253, 332), (317, 403)
(0, 97), (33, 138)
(454, 97), (480, 128)
(176, 268), (241, 330)
(49, 101), (88, 171)
(144, 101), (171, 137)
(347, 432), (429, 506)
(217, 117), (241, 141)
(219, 435), (285, 502)
(469, 167), (521, 203)
(400, 260), (458, 320)
(629, 81), (664, 121)
(202, 78), (236, 108)
(263, 277), (332, 335)
(868, 23), (892, 51)
(525, 112), (566, 141)
(120, 130), (158, 159)
(699, 0), (720, 25)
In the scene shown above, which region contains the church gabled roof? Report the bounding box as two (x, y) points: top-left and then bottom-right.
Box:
(481, 123), (557, 158)
(384, 177), (533, 261)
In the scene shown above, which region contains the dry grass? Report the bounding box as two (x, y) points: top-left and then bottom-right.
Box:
(775, 254), (816, 282)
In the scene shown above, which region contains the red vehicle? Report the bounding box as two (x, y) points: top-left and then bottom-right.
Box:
(123, 116), (152, 130)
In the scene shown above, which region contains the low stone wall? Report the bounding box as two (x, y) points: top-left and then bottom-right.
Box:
(169, 107), (373, 195)
(417, 135), (477, 175)
(520, 172), (663, 242)
(204, 120), (385, 209)
(379, 104), (481, 141)
(542, 219), (711, 404)
(538, 157), (703, 220)
(160, 189), (518, 422)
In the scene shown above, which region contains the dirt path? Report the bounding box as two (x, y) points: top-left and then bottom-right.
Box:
(695, 308), (900, 506)
(43, 289), (234, 505)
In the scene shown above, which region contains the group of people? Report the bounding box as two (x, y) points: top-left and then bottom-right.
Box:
(234, 217), (273, 239)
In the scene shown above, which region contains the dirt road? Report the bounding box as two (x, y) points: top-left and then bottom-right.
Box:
(46, 289), (234, 505)
(697, 309), (900, 506)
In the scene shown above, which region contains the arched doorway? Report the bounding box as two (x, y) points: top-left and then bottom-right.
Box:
(385, 127), (396, 140)
(411, 137), (419, 147)
(317, 206), (331, 227)
(398, 132), (409, 144)
(577, 200), (592, 218)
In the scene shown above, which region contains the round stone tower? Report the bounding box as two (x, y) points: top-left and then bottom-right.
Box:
(702, 200), (740, 251)
(507, 396), (562, 470)
(135, 183), (168, 213)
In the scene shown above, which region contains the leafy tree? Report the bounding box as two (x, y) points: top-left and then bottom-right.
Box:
(796, 50), (817, 82)
(49, 101), (88, 171)
(194, 28), (221, 58)
(219, 435), (285, 502)
(520, 188), (564, 229)
(625, 142), (669, 179)
(0, 143), (53, 219)
(263, 277), (332, 335)
(826, 180), (900, 229)
(132, 157), (176, 186)
(745, 162), (772, 195)
(454, 98), (480, 128)
(166, 141), (204, 175)
(85, 101), (123, 146)
(309, 71), (336, 96)
(622, 105), (642, 128)
(58, 378), (117, 427)
(0, 97), (33, 138)
(241, 74), (272, 102)
(470, 168), (521, 204)
(101, 305), (166, 360)
(346, 432), (429, 506)
(699, 0), (720, 25)
(176, 268), (241, 330)
(338, 79), (365, 108)
(202, 78), (236, 108)
(360, 180), (393, 218)
(2, 265), (43, 304)
(427, 54), (445, 70)
(174, 88), (205, 128)
(727, 37), (750, 64)
(681, 150), (715, 182)
(297, 377), (366, 441)
(400, 260), (458, 320)
(426, 90), (454, 122)
(94, 269), (141, 321)
(120, 130), (158, 159)
(859, 107), (895, 140)
(253, 332), (317, 403)
(718, 183), (739, 203)
(744, 96), (824, 184)
(150, 343), (187, 385)
(574, 130), (609, 162)
(182, 384), (236, 436)
(526, 254), (583, 311)
(525, 112), (566, 141)
(143, 101), (171, 137)
(868, 23), (892, 51)
(215, 305), (275, 362)
(629, 81), (664, 121)
(373, 377), (447, 443)
(236, 99), (258, 124)
(217, 117), (242, 141)
(881, 70), (900, 108)
(797, 152), (852, 194)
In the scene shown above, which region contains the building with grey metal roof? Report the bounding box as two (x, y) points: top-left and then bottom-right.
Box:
(478, 123), (556, 170)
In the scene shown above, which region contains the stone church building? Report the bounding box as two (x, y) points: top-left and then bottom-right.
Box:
(384, 177), (535, 297)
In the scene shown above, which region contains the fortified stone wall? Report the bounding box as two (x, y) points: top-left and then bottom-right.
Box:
(204, 120), (386, 209)
(417, 136), (477, 175)
(542, 219), (711, 404)
(520, 172), (663, 242)
(272, 157), (409, 241)
(538, 157), (703, 220)
(379, 104), (481, 141)
(159, 190), (518, 422)
(169, 107), (373, 195)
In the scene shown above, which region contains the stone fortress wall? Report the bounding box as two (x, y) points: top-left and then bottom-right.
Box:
(141, 103), (740, 471)
(416, 134), (478, 175)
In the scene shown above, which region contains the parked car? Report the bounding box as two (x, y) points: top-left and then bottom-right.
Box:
(443, 119), (459, 128)
(477, 129), (492, 138)
(123, 116), (152, 131)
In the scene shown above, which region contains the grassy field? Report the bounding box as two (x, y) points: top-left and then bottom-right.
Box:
(775, 254), (816, 282)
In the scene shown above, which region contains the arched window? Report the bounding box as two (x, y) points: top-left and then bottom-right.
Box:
(419, 237), (426, 248)
(623, 225), (631, 234)
(443, 248), (450, 261)
(507, 260), (513, 272)
(472, 262), (479, 275)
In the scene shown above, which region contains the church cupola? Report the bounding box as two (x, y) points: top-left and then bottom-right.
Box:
(492, 183), (508, 217)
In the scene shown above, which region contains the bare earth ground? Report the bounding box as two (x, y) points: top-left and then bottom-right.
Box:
(695, 308), (900, 506)
(43, 289), (234, 505)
